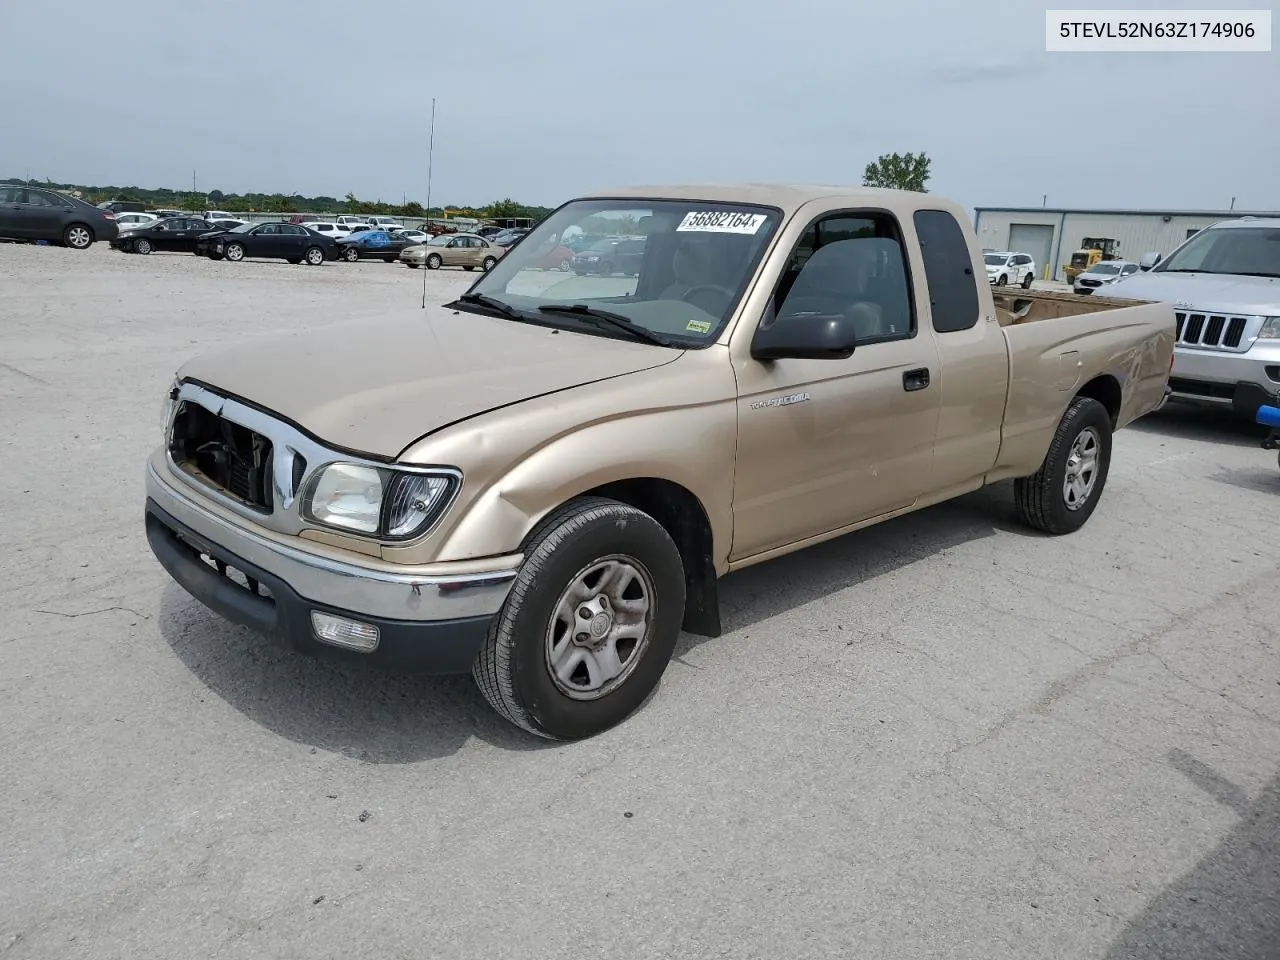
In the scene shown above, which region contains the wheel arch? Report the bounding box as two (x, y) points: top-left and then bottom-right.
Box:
(525, 478), (722, 639)
(1074, 373), (1122, 427)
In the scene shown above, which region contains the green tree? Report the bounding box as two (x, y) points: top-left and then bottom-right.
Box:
(207, 189), (225, 202)
(862, 152), (931, 192)
(180, 194), (205, 212)
(263, 194), (297, 213)
(344, 191), (361, 213)
(402, 201), (425, 218)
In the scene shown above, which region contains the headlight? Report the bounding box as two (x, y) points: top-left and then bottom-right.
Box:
(1258, 317), (1280, 340)
(302, 463), (459, 539)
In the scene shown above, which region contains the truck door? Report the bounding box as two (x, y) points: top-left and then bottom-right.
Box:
(910, 208), (1010, 492)
(729, 211), (943, 561)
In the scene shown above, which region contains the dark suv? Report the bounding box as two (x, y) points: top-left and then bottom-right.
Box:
(0, 186), (120, 248)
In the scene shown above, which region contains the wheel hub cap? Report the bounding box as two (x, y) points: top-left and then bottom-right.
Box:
(545, 556), (654, 700)
(1063, 427), (1099, 510)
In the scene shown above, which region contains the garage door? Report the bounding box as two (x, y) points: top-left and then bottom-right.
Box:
(1008, 223), (1055, 281)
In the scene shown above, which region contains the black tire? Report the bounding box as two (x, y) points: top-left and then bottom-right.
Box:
(406, 262), (419, 269)
(304, 246), (325, 265)
(1013, 396), (1113, 535)
(1021, 272), (1034, 289)
(473, 496), (686, 741)
(133, 237), (153, 255)
(342, 246), (360, 262)
(207, 251), (224, 261)
(996, 273), (1008, 286)
(463, 265), (475, 271)
(224, 243), (245, 262)
(287, 258), (302, 264)
(426, 253), (442, 270)
(63, 223), (94, 249)
(483, 256), (497, 271)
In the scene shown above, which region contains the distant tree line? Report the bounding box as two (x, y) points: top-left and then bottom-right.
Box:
(0, 176), (554, 222)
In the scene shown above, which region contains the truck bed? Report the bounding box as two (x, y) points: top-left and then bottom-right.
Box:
(990, 287), (1154, 326)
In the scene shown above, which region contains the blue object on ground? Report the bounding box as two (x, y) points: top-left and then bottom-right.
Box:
(1256, 404), (1280, 428)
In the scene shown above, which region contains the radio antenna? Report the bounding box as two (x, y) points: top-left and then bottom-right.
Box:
(422, 97), (436, 309)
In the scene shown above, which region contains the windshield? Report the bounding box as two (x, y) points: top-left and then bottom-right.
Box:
(983, 254), (1008, 265)
(1155, 226), (1280, 277)
(427, 235), (453, 246)
(460, 198), (781, 345)
(1087, 263), (1122, 275)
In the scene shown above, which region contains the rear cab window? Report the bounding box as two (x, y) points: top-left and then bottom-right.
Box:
(913, 209), (981, 334)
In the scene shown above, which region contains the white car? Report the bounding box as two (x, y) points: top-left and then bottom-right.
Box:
(391, 228), (429, 244)
(203, 210), (234, 221)
(300, 221), (354, 240)
(366, 216), (402, 230)
(984, 250), (1036, 288)
(336, 215), (374, 231)
(1073, 259), (1142, 295)
(114, 212), (159, 230)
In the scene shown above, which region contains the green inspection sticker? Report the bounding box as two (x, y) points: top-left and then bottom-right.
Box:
(686, 319), (712, 334)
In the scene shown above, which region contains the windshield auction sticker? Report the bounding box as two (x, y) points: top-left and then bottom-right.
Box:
(677, 211), (768, 234)
(1046, 9), (1271, 51)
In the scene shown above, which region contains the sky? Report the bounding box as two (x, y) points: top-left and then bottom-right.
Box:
(2, 0), (1277, 213)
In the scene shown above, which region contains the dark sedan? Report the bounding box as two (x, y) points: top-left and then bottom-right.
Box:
(195, 221), (338, 265)
(0, 185), (119, 248)
(571, 237), (646, 276)
(335, 229), (416, 262)
(109, 216), (213, 255)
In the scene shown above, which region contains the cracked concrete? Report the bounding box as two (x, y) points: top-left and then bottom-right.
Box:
(1, 243), (1279, 959)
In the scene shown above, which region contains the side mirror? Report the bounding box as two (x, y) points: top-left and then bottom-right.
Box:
(751, 311), (859, 361)
(1139, 251), (1162, 271)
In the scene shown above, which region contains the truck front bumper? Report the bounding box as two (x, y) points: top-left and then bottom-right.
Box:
(144, 458), (519, 673)
(1168, 344), (1280, 418)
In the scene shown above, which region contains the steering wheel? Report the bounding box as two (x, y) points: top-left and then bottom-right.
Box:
(679, 284), (736, 316)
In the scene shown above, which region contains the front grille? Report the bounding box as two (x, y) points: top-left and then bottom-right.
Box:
(1079, 278), (1101, 287)
(169, 401), (276, 511)
(1174, 311), (1252, 352)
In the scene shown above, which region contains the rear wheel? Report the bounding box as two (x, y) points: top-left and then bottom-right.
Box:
(483, 256), (497, 271)
(473, 497), (686, 741)
(224, 243), (245, 262)
(1021, 271), (1034, 289)
(63, 224), (93, 249)
(304, 246), (325, 265)
(1014, 396), (1113, 535)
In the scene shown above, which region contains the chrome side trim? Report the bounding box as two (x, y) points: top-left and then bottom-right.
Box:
(147, 456), (517, 621)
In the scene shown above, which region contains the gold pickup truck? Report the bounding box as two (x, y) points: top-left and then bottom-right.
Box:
(145, 184), (1175, 741)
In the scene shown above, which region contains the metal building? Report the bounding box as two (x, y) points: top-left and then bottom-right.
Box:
(972, 206), (1280, 282)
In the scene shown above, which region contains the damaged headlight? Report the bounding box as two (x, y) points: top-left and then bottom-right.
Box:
(161, 377), (179, 439)
(302, 463), (459, 540)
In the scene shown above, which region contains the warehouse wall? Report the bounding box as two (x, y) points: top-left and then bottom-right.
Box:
(973, 209), (1264, 281)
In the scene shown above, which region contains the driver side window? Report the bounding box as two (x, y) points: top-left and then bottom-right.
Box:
(771, 212), (915, 345)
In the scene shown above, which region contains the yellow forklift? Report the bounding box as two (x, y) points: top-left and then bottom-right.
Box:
(1063, 237), (1121, 283)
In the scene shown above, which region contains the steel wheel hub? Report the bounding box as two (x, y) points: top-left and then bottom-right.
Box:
(545, 556), (654, 701)
(1063, 426), (1100, 511)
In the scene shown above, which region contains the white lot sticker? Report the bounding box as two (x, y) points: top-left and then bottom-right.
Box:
(677, 211), (768, 234)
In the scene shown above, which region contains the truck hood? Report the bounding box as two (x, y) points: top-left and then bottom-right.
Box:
(1110, 272), (1280, 315)
(176, 307), (681, 459)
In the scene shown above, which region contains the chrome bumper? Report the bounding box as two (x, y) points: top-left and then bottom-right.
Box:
(145, 453), (518, 623)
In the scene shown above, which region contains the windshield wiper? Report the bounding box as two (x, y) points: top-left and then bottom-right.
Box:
(537, 303), (676, 347)
(448, 292), (527, 320)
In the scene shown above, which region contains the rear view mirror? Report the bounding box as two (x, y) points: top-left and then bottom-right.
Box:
(1139, 251), (1162, 271)
(751, 312), (858, 361)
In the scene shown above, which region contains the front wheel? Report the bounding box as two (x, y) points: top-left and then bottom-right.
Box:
(1013, 396), (1113, 534)
(133, 237), (153, 255)
(342, 246), (360, 262)
(304, 246), (325, 265)
(995, 273), (1008, 286)
(426, 253), (442, 270)
(224, 243), (245, 262)
(473, 497), (686, 741)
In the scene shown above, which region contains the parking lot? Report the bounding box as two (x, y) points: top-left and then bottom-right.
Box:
(2, 243), (1277, 959)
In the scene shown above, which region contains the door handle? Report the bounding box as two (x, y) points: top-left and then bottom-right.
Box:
(903, 367), (931, 392)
